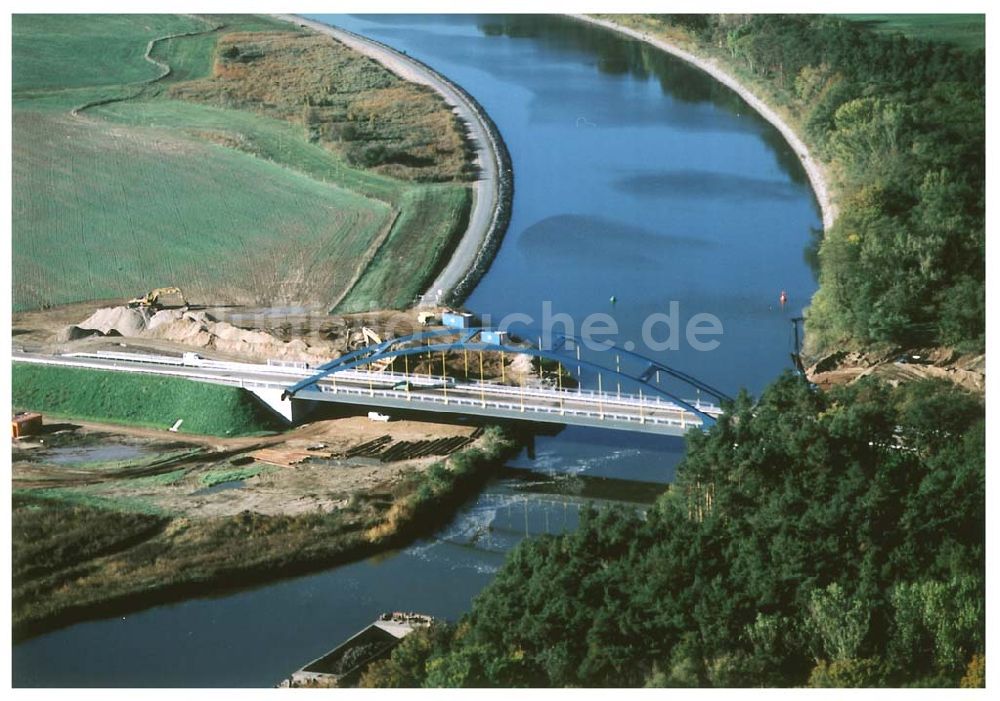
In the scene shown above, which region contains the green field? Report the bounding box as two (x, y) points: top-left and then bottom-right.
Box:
(12, 14), (471, 312)
(12, 14), (210, 90)
(12, 111), (391, 309)
(838, 14), (985, 51)
(12, 364), (283, 436)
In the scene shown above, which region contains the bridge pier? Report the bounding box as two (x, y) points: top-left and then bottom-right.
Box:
(246, 387), (318, 425)
(246, 386), (294, 423)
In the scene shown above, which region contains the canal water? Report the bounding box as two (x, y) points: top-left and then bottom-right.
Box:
(13, 15), (820, 687)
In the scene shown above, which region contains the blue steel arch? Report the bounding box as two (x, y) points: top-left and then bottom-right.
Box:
(547, 332), (733, 404)
(283, 328), (729, 426)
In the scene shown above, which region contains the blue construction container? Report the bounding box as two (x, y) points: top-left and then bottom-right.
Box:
(442, 311), (474, 329)
(480, 329), (507, 346)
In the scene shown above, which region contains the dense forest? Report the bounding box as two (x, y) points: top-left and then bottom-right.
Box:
(662, 14), (985, 352)
(363, 375), (984, 687)
(360, 15), (986, 688)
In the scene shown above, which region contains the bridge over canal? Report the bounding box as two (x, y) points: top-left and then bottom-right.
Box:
(282, 326), (730, 436)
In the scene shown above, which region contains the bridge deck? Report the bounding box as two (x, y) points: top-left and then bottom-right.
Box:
(295, 380), (717, 436)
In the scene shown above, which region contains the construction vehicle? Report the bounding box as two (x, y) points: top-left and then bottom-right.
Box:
(417, 311), (437, 326)
(127, 287), (187, 310)
(361, 327), (392, 372)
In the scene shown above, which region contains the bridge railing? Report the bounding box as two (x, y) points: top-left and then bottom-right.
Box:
(444, 378), (721, 415)
(310, 373), (719, 417)
(304, 382), (699, 429)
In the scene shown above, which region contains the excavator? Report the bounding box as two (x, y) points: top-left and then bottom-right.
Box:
(127, 287), (187, 310)
(360, 327), (392, 372)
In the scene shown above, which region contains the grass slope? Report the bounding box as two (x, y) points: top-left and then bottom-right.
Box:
(12, 364), (283, 436)
(13, 14), (472, 312)
(338, 185), (471, 311)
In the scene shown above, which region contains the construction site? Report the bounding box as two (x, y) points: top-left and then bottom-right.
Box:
(11, 290), (568, 635)
(11, 288), (548, 513)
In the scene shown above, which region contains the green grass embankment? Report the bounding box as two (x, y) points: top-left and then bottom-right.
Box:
(337, 185), (472, 312)
(12, 364), (283, 436)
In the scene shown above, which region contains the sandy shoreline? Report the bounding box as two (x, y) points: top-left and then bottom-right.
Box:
(571, 15), (837, 232)
(274, 14), (507, 306)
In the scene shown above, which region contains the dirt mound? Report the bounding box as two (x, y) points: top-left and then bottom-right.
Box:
(74, 304), (342, 364)
(145, 314), (215, 348)
(146, 309), (187, 332)
(78, 306), (152, 337)
(54, 325), (104, 343)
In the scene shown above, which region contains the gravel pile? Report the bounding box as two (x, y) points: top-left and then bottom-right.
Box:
(64, 305), (342, 364)
(77, 306), (152, 336)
